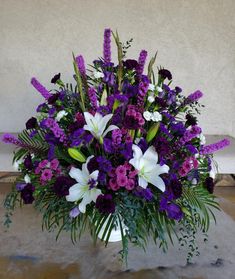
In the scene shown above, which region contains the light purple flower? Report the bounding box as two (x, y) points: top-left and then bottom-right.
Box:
(75, 55), (86, 76)
(103, 28), (111, 63)
(137, 50), (147, 76)
(200, 138), (230, 155)
(31, 77), (52, 100)
(186, 90), (203, 103)
(69, 207), (80, 218)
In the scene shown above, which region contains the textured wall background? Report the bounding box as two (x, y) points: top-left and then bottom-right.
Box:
(0, 0), (235, 135)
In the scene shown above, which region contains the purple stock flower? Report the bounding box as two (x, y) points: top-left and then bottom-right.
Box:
(20, 183), (35, 204)
(2, 133), (21, 146)
(137, 50), (147, 76)
(160, 191), (183, 221)
(53, 176), (75, 197)
(26, 117), (37, 129)
(88, 87), (98, 109)
(103, 28), (111, 63)
(75, 55), (86, 76)
(137, 75), (149, 107)
(31, 77), (52, 100)
(103, 71), (115, 86)
(186, 90), (203, 103)
(124, 105), (145, 129)
(200, 138), (230, 155)
(96, 194), (115, 214)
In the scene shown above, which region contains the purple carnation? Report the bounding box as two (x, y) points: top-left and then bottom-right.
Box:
(51, 73), (61, 84)
(26, 117), (37, 130)
(75, 55), (86, 76)
(20, 183), (35, 204)
(159, 69), (172, 80)
(31, 77), (52, 100)
(96, 194), (115, 214)
(123, 59), (138, 70)
(200, 138), (230, 155)
(53, 176), (75, 197)
(103, 28), (111, 63)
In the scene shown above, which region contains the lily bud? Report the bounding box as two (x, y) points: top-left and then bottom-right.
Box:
(68, 148), (86, 162)
(146, 122), (160, 142)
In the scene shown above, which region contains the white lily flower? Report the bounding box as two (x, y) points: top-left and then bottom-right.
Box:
(93, 71), (104, 79)
(83, 112), (118, 142)
(66, 156), (101, 213)
(148, 83), (155, 91)
(143, 111), (152, 121)
(55, 110), (68, 122)
(24, 174), (31, 184)
(129, 145), (169, 192)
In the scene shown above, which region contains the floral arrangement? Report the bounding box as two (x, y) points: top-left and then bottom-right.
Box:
(3, 29), (230, 263)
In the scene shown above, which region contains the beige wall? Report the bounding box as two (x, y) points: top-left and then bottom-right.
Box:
(0, 0), (235, 136)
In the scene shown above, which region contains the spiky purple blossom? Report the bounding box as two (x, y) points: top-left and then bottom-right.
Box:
(137, 75), (149, 107)
(186, 90), (203, 103)
(200, 138), (230, 155)
(2, 133), (22, 146)
(103, 28), (111, 63)
(31, 77), (52, 100)
(88, 87), (98, 109)
(137, 50), (147, 76)
(75, 55), (86, 76)
(42, 118), (66, 143)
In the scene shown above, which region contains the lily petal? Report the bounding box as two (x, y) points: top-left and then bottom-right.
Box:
(142, 146), (158, 163)
(66, 183), (85, 202)
(69, 167), (88, 185)
(98, 113), (113, 136)
(102, 125), (119, 138)
(147, 174), (166, 192)
(138, 177), (148, 189)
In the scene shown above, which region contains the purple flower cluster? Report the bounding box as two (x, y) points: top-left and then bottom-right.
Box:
(186, 90), (203, 103)
(76, 55), (86, 76)
(88, 87), (98, 109)
(124, 105), (145, 129)
(137, 50), (147, 76)
(42, 118), (66, 143)
(103, 28), (111, 63)
(137, 75), (150, 107)
(31, 77), (52, 100)
(181, 125), (202, 144)
(200, 138), (230, 155)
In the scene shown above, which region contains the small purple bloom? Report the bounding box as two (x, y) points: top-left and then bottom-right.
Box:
(186, 90), (203, 103)
(123, 59), (138, 70)
(24, 155), (33, 170)
(200, 138), (230, 155)
(159, 69), (172, 80)
(205, 177), (214, 194)
(51, 73), (61, 84)
(20, 183), (35, 204)
(69, 207), (80, 218)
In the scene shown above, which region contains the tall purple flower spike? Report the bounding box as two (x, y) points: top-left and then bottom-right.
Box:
(75, 55), (86, 76)
(31, 77), (52, 100)
(88, 87), (98, 109)
(201, 138), (230, 155)
(186, 90), (203, 103)
(137, 50), (148, 76)
(103, 28), (111, 63)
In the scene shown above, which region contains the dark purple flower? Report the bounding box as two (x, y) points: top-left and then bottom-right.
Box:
(137, 138), (148, 153)
(159, 69), (172, 80)
(175, 86), (182, 94)
(96, 194), (115, 214)
(53, 176), (75, 197)
(160, 192), (183, 221)
(48, 93), (60, 105)
(205, 177), (214, 194)
(20, 183), (35, 204)
(123, 59), (138, 70)
(26, 117), (37, 130)
(103, 71), (115, 86)
(24, 155), (33, 170)
(87, 157), (99, 173)
(185, 114), (197, 126)
(51, 73), (61, 84)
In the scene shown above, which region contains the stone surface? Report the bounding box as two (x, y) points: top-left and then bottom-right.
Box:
(1, 184), (235, 278)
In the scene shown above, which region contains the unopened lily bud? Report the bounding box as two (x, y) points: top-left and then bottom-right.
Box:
(146, 122), (160, 142)
(68, 148), (86, 162)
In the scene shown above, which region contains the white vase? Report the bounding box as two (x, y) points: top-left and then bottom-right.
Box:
(98, 216), (127, 242)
